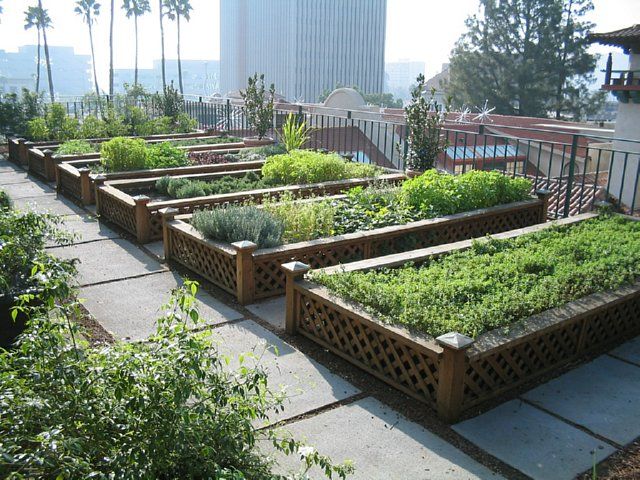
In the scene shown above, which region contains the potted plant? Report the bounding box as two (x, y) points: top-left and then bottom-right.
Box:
(0, 205), (76, 348)
(240, 73), (276, 147)
(401, 74), (450, 176)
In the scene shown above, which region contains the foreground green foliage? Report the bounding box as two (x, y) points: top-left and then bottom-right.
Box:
(193, 170), (532, 247)
(0, 284), (352, 479)
(0, 208), (75, 299)
(314, 216), (640, 338)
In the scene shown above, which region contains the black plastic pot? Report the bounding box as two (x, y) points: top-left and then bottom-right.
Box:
(0, 293), (40, 349)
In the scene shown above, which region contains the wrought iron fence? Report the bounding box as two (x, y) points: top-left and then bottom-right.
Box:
(49, 95), (640, 217)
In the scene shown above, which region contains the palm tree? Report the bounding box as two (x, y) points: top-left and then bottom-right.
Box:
(122, 0), (150, 86)
(37, 1), (55, 101)
(159, 0), (166, 90)
(109, 0), (114, 96)
(74, 0), (101, 99)
(24, 7), (43, 94)
(163, 0), (192, 95)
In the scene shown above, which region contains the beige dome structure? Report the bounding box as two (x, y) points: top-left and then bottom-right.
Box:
(322, 87), (366, 110)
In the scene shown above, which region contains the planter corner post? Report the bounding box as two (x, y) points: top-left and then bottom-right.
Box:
(159, 207), (179, 262)
(281, 261), (311, 335)
(78, 167), (93, 205)
(92, 174), (107, 212)
(42, 149), (56, 182)
(231, 240), (258, 305)
(536, 189), (551, 221)
(132, 195), (152, 244)
(435, 332), (474, 423)
(21, 140), (34, 166)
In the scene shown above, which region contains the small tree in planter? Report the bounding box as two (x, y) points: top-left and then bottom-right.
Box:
(240, 73), (275, 146)
(401, 74), (450, 174)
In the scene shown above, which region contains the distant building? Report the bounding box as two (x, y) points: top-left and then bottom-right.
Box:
(424, 63), (450, 105)
(114, 59), (220, 96)
(384, 60), (425, 100)
(0, 45), (92, 97)
(220, 0), (386, 103)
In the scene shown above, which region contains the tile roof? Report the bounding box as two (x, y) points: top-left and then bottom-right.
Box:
(588, 24), (640, 52)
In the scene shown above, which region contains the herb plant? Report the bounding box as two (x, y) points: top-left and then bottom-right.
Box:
(100, 137), (148, 172)
(56, 139), (96, 155)
(279, 113), (313, 152)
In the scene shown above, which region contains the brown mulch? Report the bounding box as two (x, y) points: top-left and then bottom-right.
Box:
(579, 439), (640, 480)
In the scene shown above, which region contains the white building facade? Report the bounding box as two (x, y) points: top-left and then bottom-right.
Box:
(220, 0), (386, 103)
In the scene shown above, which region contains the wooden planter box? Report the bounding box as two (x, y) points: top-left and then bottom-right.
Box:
(55, 143), (246, 205)
(99, 171), (406, 244)
(29, 137), (244, 182)
(282, 212), (640, 423)
(8, 130), (214, 165)
(163, 192), (549, 305)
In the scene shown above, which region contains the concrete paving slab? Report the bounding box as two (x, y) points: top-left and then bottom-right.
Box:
(246, 296), (285, 329)
(2, 180), (55, 199)
(144, 240), (164, 260)
(81, 271), (243, 341)
(610, 336), (640, 366)
(453, 400), (615, 480)
(49, 238), (165, 286)
(273, 397), (503, 480)
(213, 319), (359, 423)
(523, 355), (640, 445)
(46, 215), (120, 247)
(0, 171), (30, 185)
(0, 161), (25, 174)
(13, 194), (85, 216)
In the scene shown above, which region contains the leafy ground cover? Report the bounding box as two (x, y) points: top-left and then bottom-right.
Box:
(98, 137), (190, 172)
(157, 149), (383, 200)
(313, 216), (640, 338)
(192, 170), (532, 248)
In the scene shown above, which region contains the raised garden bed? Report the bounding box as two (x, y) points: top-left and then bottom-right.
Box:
(282, 213), (640, 422)
(162, 190), (549, 304)
(98, 171), (405, 244)
(28, 136), (244, 182)
(8, 131), (212, 165)
(55, 143), (248, 205)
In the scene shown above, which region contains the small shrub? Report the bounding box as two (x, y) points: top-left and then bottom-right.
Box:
(240, 73), (275, 139)
(262, 150), (381, 184)
(175, 181), (207, 199)
(174, 112), (197, 133)
(137, 116), (173, 136)
(78, 115), (108, 139)
(103, 107), (131, 137)
(192, 205), (284, 248)
(100, 137), (148, 172)
(146, 142), (189, 169)
(26, 117), (49, 141)
(56, 140), (95, 156)
(264, 192), (335, 243)
(155, 176), (172, 195)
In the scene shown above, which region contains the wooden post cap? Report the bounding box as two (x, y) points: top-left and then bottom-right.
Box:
(231, 240), (258, 252)
(436, 332), (474, 350)
(158, 207), (179, 219)
(42, 149), (54, 156)
(132, 194), (151, 205)
(535, 189), (551, 200)
(92, 173), (107, 184)
(281, 261), (311, 276)
(78, 167), (91, 174)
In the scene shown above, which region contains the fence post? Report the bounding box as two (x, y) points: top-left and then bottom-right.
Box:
(226, 99), (231, 133)
(159, 207), (179, 261)
(78, 167), (93, 205)
(133, 195), (151, 243)
(436, 332), (474, 423)
(281, 262), (310, 335)
(231, 241), (258, 305)
(563, 134), (580, 218)
(536, 189), (551, 221)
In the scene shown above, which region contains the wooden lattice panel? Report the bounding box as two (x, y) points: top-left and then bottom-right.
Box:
(295, 287), (440, 404)
(58, 169), (82, 200)
(149, 210), (164, 240)
(463, 290), (640, 409)
(253, 243), (366, 298)
(97, 189), (137, 235)
(168, 227), (237, 294)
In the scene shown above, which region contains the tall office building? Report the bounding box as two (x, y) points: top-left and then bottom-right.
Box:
(220, 0), (386, 103)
